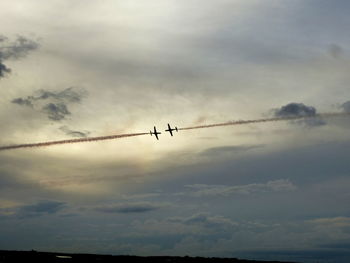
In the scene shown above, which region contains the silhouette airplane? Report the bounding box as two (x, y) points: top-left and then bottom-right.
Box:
(150, 126), (161, 140)
(165, 123), (178, 136)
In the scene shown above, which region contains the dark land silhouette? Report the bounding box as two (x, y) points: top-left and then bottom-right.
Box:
(0, 250), (298, 263)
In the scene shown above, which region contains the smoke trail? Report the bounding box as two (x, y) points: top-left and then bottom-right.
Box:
(179, 112), (350, 131)
(0, 132), (148, 151)
(0, 112), (349, 151)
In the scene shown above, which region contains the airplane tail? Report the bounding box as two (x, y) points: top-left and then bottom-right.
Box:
(175, 127), (178, 132)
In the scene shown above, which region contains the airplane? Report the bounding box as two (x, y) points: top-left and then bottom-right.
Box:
(150, 126), (161, 140)
(165, 123), (178, 136)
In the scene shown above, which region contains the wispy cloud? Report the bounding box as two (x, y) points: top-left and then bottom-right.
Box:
(95, 202), (161, 214)
(308, 216), (350, 227)
(42, 103), (70, 121)
(59, 126), (90, 138)
(11, 87), (87, 121)
(200, 145), (263, 158)
(1, 200), (67, 219)
(128, 213), (239, 238)
(169, 213), (238, 228)
(185, 179), (297, 197)
(0, 35), (39, 78)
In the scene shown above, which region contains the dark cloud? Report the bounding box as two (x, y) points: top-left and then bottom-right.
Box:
(42, 103), (70, 121)
(33, 87), (87, 103)
(0, 36), (39, 60)
(0, 62), (11, 78)
(12, 87), (87, 105)
(11, 97), (33, 108)
(0, 35), (39, 78)
(273, 103), (326, 126)
(341, 101), (350, 113)
(59, 126), (90, 138)
(19, 200), (66, 214)
(16, 200), (66, 218)
(275, 103), (316, 117)
(11, 87), (87, 121)
(96, 203), (160, 214)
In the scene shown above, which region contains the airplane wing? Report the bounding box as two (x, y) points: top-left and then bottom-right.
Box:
(154, 127), (160, 140)
(166, 124), (174, 136)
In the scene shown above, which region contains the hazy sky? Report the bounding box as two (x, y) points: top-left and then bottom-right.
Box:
(1, 1), (350, 262)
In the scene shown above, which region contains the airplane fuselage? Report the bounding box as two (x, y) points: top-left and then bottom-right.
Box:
(150, 126), (161, 140)
(165, 124), (178, 136)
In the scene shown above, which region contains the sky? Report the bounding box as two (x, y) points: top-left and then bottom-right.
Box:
(1, 0), (350, 262)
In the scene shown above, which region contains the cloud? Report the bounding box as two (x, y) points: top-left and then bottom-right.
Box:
(200, 145), (263, 158)
(11, 97), (33, 108)
(19, 200), (66, 214)
(96, 202), (160, 214)
(273, 103), (326, 126)
(11, 87), (87, 121)
(42, 103), (70, 121)
(185, 179), (297, 197)
(59, 126), (90, 138)
(16, 200), (66, 218)
(0, 35), (39, 78)
(341, 101), (350, 113)
(275, 103), (316, 117)
(308, 216), (350, 228)
(0, 36), (39, 60)
(170, 213), (238, 228)
(328, 44), (344, 59)
(0, 62), (11, 78)
(128, 213), (239, 238)
(33, 87), (87, 103)
(12, 87), (87, 105)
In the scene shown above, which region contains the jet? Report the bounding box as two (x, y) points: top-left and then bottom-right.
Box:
(165, 123), (178, 136)
(150, 126), (161, 140)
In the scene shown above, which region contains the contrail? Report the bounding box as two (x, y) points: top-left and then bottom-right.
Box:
(179, 112), (350, 130)
(0, 112), (349, 151)
(0, 132), (148, 151)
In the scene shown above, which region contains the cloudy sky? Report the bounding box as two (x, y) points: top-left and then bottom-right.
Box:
(1, 0), (350, 262)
